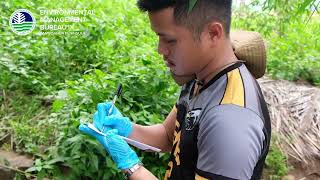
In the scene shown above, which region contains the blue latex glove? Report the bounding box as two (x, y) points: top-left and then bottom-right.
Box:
(94, 102), (133, 137)
(79, 125), (140, 170)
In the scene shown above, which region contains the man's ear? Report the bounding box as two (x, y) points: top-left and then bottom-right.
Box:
(204, 22), (224, 46)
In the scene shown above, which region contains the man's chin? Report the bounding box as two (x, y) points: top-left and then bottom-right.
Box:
(170, 71), (195, 86)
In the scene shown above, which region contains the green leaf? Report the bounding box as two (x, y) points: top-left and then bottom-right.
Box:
(36, 166), (42, 172)
(52, 99), (65, 112)
(25, 166), (37, 172)
(188, 0), (198, 13)
(298, 0), (314, 14)
(91, 154), (99, 171)
(66, 135), (83, 144)
(94, 69), (105, 78)
(46, 157), (69, 165)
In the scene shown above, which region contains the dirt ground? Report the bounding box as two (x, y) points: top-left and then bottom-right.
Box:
(284, 157), (320, 180)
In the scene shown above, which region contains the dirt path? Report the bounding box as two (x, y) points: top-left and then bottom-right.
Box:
(0, 150), (33, 179)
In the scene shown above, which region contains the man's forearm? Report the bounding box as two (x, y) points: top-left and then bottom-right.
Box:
(129, 166), (158, 180)
(129, 123), (173, 152)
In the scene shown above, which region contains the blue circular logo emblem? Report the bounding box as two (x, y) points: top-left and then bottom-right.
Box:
(10, 9), (36, 35)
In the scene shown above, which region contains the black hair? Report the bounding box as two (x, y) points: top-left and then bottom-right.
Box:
(137, 0), (175, 12)
(137, 0), (232, 38)
(137, 0), (232, 37)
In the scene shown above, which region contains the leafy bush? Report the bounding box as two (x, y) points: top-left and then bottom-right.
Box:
(24, 63), (177, 178)
(1, 0), (178, 178)
(265, 135), (290, 180)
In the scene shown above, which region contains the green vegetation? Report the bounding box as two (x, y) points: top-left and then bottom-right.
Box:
(0, 0), (318, 179)
(264, 135), (290, 180)
(233, 1), (320, 85)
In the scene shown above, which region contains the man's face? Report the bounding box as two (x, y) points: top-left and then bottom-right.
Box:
(149, 7), (212, 76)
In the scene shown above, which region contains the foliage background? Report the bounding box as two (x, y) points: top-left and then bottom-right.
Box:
(0, 0), (319, 179)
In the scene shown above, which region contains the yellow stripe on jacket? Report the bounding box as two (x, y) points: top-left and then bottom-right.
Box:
(220, 68), (245, 107)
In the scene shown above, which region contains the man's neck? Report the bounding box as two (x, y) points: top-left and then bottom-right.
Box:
(196, 43), (238, 85)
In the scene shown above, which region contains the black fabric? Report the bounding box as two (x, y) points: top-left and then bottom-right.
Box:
(250, 80), (272, 180)
(199, 62), (243, 93)
(167, 102), (200, 180)
(196, 168), (238, 180)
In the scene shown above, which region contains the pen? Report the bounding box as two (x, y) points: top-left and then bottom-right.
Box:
(108, 83), (122, 116)
(101, 83), (122, 132)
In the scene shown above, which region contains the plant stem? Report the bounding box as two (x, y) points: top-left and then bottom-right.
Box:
(0, 164), (37, 179)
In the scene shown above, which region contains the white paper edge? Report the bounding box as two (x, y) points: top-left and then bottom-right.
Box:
(86, 123), (161, 152)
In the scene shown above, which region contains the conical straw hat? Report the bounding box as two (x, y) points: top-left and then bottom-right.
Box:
(230, 30), (267, 79)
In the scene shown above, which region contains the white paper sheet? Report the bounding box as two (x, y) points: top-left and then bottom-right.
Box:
(86, 123), (161, 152)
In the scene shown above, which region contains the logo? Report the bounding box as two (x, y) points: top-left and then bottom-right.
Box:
(185, 108), (202, 130)
(10, 9), (36, 35)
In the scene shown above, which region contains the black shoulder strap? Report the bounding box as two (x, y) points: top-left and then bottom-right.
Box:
(251, 80), (272, 180)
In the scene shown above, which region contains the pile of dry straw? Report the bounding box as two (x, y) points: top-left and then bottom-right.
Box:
(258, 76), (320, 164)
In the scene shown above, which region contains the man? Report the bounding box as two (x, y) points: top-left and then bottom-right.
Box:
(79, 0), (271, 179)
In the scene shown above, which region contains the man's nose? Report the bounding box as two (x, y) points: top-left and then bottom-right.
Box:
(157, 41), (169, 56)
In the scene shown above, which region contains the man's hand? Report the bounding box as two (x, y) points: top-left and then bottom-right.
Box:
(94, 102), (133, 137)
(94, 102), (177, 152)
(79, 125), (140, 170)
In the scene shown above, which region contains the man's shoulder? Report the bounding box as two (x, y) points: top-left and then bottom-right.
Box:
(196, 104), (266, 180)
(199, 104), (265, 132)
